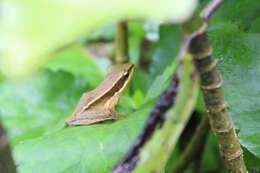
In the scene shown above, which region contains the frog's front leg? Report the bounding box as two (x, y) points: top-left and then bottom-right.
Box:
(65, 109), (121, 126)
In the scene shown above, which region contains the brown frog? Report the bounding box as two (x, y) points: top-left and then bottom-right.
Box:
(65, 63), (134, 125)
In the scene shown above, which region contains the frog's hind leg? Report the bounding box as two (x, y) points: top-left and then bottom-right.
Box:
(107, 109), (127, 120)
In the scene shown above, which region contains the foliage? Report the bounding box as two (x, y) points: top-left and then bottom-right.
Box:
(0, 0), (260, 173)
(134, 55), (199, 172)
(0, 0), (197, 78)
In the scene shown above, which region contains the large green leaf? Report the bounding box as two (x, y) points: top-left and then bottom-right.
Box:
(149, 24), (181, 78)
(0, 52), (156, 173)
(211, 0), (260, 32)
(1, 0), (197, 79)
(14, 104), (152, 173)
(207, 1), (260, 168)
(0, 69), (90, 145)
(145, 61), (176, 100)
(3, 44), (182, 172)
(209, 26), (260, 162)
(0, 46), (106, 145)
(45, 46), (104, 87)
(128, 21), (145, 65)
(0, 44), (181, 173)
(10, 54), (179, 173)
(9, 61), (182, 172)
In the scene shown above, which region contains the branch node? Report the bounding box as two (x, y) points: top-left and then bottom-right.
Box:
(193, 47), (213, 60)
(201, 77), (223, 90)
(221, 148), (243, 161)
(206, 101), (227, 114)
(213, 123), (233, 134)
(198, 59), (218, 73)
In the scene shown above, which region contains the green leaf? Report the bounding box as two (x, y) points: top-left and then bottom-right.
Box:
(45, 46), (103, 87)
(0, 45), (163, 173)
(199, 132), (228, 173)
(211, 0), (260, 31)
(0, 69), (90, 145)
(249, 16), (260, 33)
(149, 25), (181, 78)
(244, 148), (260, 172)
(1, 0), (197, 78)
(132, 90), (145, 108)
(209, 3), (260, 162)
(146, 60), (176, 100)
(86, 22), (115, 42)
(14, 104), (153, 173)
(0, 45), (161, 172)
(130, 68), (151, 96)
(128, 21), (145, 65)
(210, 29), (260, 159)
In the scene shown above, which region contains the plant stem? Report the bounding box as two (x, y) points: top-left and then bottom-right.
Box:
(0, 122), (16, 173)
(115, 21), (128, 63)
(112, 72), (179, 173)
(133, 54), (199, 173)
(171, 116), (210, 173)
(190, 29), (247, 173)
(192, 137), (207, 173)
(185, 0), (248, 172)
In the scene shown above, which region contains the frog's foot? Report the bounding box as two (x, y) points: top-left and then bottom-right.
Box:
(65, 115), (118, 126)
(65, 109), (126, 126)
(109, 114), (125, 120)
(110, 111), (127, 119)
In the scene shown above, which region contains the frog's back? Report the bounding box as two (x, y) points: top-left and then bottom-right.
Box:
(71, 66), (125, 115)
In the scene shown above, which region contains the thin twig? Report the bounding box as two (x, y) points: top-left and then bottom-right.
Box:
(0, 122), (16, 173)
(201, 0), (223, 20)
